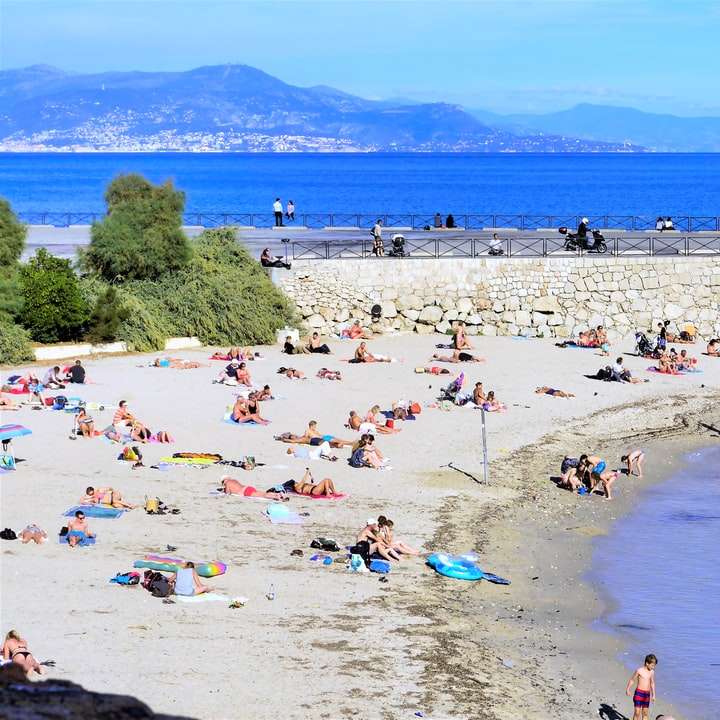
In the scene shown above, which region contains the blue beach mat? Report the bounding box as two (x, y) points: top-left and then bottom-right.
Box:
(58, 534), (96, 546)
(63, 505), (124, 519)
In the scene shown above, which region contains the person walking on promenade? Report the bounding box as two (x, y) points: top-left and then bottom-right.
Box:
(286, 200), (295, 222)
(273, 198), (284, 227)
(371, 219), (384, 257)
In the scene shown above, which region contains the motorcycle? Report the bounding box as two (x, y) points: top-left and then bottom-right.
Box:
(558, 226), (607, 253)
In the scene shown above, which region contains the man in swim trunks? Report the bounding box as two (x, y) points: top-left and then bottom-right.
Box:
(305, 420), (354, 447)
(80, 486), (136, 509)
(535, 386), (575, 398)
(354, 342), (391, 363)
(66, 510), (95, 547)
(220, 475), (288, 500)
(626, 653), (657, 720)
(431, 350), (484, 363)
(579, 454), (618, 500)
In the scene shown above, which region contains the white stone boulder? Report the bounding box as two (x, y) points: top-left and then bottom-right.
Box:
(418, 305), (443, 324)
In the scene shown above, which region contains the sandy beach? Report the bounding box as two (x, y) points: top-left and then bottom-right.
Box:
(2, 333), (717, 719)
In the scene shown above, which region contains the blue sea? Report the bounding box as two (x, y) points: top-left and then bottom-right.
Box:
(592, 447), (720, 720)
(1, 152), (720, 215)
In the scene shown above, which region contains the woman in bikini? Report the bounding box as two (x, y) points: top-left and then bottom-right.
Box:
(79, 486), (136, 509)
(535, 386), (575, 398)
(292, 468), (338, 496)
(220, 475), (288, 500)
(364, 405), (400, 434)
(379, 517), (419, 556)
(2, 630), (43, 676)
(482, 391), (505, 411)
(277, 367), (306, 379)
(357, 519), (402, 561)
(235, 362), (252, 386)
(231, 396), (268, 424)
(130, 419), (152, 442)
(75, 408), (95, 437)
(452, 322), (473, 350)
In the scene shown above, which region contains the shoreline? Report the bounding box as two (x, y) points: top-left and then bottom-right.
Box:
(408, 391), (720, 720)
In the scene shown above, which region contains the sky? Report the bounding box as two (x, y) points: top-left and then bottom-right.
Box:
(1, 0), (719, 115)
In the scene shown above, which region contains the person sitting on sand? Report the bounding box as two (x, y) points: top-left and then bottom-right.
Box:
(357, 518), (401, 561)
(277, 366), (306, 379)
(26, 373), (47, 408)
(351, 434), (387, 470)
(307, 332), (331, 354)
(595, 326), (610, 355)
(230, 396), (268, 425)
(220, 475), (289, 500)
(255, 385), (273, 401)
(283, 336), (298, 355)
(612, 357), (644, 384)
(482, 391), (505, 412)
(74, 408), (95, 438)
(655, 351), (678, 374)
(79, 486), (136, 509)
(292, 468), (339, 497)
(559, 457), (583, 493)
(19, 524), (47, 544)
(216, 359), (242, 385)
(2, 630), (43, 676)
(130, 419), (152, 442)
(228, 346), (254, 361)
(621, 449), (645, 478)
(378, 516), (420, 556)
(346, 410), (362, 431)
(173, 561), (211, 597)
(65, 359), (86, 384)
(42, 366), (65, 389)
(432, 349), (484, 363)
(452, 322), (473, 350)
(364, 405), (400, 434)
(472, 382), (486, 405)
(535, 386), (575, 398)
(579, 454), (618, 500)
(65, 510), (95, 547)
(342, 320), (371, 340)
(676, 349), (697, 371)
(112, 400), (133, 428)
(354, 342), (391, 363)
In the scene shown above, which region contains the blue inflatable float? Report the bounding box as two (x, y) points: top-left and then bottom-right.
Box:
(427, 553), (484, 581)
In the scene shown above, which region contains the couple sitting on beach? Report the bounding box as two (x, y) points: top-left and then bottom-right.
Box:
(349, 433), (390, 470)
(216, 360), (252, 386)
(230, 394), (269, 424)
(356, 516), (418, 562)
(283, 332), (331, 355)
(559, 451), (644, 499)
(557, 325), (610, 353)
(105, 401), (172, 443)
(592, 357), (645, 384)
(651, 347), (698, 374)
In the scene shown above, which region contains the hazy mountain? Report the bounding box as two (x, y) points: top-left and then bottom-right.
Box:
(468, 103), (720, 152)
(0, 64), (639, 152)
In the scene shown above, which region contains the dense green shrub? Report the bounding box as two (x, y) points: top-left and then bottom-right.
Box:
(0, 321), (34, 365)
(85, 286), (130, 343)
(86, 174), (191, 281)
(121, 228), (296, 345)
(112, 292), (169, 352)
(0, 197), (27, 321)
(20, 249), (90, 343)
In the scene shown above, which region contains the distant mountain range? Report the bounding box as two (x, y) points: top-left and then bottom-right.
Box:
(0, 64), (640, 153)
(468, 103), (720, 152)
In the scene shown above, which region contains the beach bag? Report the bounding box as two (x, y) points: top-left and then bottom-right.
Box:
(150, 576), (172, 597)
(144, 497), (160, 514)
(142, 569), (164, 591)
(110, 571), (140, 586)
(0, 528), (17, 540)
(53, 395), (68, 409)
(349, 540), (371, 566)
(310, 537), (340, 552)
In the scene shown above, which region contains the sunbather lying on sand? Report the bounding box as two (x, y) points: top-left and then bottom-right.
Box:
(221, 475), (289, 500)
(277, 367), (306, 379)
(353, 342), (391, 363)
(317, 368), (342, 380)
(431, 350), (484, 363)
(292, 469), (339, 496)
(535, 386), (575, 398)
(152, 357), (203, 369)
(79, 486), (136, 509)
(286, 443), (337, 461)
(2, 630), (43, 676)
(275, 421), (352, 448)
(415, 366), (450, 375)
(0, 391), (19, 410)
(20, 524), (47, 544)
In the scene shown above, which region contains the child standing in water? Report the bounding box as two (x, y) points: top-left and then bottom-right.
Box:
(626, 653), (657, 720)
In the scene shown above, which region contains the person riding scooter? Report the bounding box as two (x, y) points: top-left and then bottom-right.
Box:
(577, 217), (589, 241)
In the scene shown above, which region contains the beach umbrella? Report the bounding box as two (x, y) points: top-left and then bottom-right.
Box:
(0, 424), (32, 470)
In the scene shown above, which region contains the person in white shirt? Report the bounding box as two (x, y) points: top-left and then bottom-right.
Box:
(42, 366), (64, 389)
(371, 219), (384, 256)
(273, 198), (283, 227)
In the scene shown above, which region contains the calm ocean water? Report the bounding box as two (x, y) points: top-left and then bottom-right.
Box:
(592, 447), (720, 720)
(1, 152), (720, 215)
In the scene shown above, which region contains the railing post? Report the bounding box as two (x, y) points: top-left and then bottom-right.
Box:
(329, 214), (333, 228)
(542, 238), (547, 256)
(649, 237), (654, 256)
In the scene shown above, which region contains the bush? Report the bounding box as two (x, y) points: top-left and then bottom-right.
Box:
(85, 286), (130, 344)
(0, 321), (34, 365)
(112, 292), (169, 352)
(20, 249), (90, 343)
(0, 197), (27, 322)
(121, 228), (296, 345)
(86, 174), (191, 281)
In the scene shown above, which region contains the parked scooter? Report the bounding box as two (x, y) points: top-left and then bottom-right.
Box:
(559, 226), (607, 253)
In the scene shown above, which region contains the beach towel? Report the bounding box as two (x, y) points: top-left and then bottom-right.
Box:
(264, 504), (304, 524)
(63, 505), (124, 519)
(291, 491), (347, 501)
(174, 593), (231, 603)
(647, 366), (702, 375)
(159, 456), (219, 465)
(223, 414), (260, 426)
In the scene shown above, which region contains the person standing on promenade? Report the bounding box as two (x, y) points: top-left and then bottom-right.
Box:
(626, 653), (657, 720)
(273, 198), (283, 227)
(286, 200), (295, 222)
(371, 219), (384, 256)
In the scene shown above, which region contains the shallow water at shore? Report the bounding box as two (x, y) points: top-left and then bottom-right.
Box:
(592, 446), (720, 720)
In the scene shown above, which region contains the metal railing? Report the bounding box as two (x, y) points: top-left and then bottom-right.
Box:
(17, 211), (720, 232)
(291, 234), (720, 260)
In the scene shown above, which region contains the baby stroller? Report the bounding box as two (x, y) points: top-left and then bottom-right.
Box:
(634, 332), (654, 357)
(388, 234), (406, 257)
(440, 372), (465, 404)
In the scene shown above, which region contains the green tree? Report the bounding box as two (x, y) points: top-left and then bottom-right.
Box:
(85, 286), (130, 343)
(0, 197), (27, 321)
(86, 174), (191, 281)
(0, 321), (33, 364)
(20, 249), (90, 343)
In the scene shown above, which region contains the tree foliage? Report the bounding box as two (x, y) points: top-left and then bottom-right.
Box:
(85, 286), (130, 343)
(86, 174), (191, 281)
(0, 321), (33, 365)
(0, 197), (27, 321)
(20, 249), (90, 343)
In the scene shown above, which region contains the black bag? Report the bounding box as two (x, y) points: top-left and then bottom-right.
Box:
(349, 540), (371, 566)
(150, 576), (172, 598)
(0, 528), (17, 540)
(310, 537), (340, 552)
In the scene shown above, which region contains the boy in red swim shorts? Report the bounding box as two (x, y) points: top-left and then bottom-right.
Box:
(626, 653), (657, 720)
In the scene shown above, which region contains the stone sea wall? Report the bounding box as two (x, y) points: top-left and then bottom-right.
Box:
(277, 256), (720, 340)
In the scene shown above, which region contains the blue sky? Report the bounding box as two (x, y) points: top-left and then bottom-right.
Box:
(1, 0), (718, 115)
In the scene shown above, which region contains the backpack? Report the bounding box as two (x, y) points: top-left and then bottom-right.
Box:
(0, 528), (17, 540)
(53, 395), (68, 409)
(150, 576), (172, 598)
(142, 569), (164, 590)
